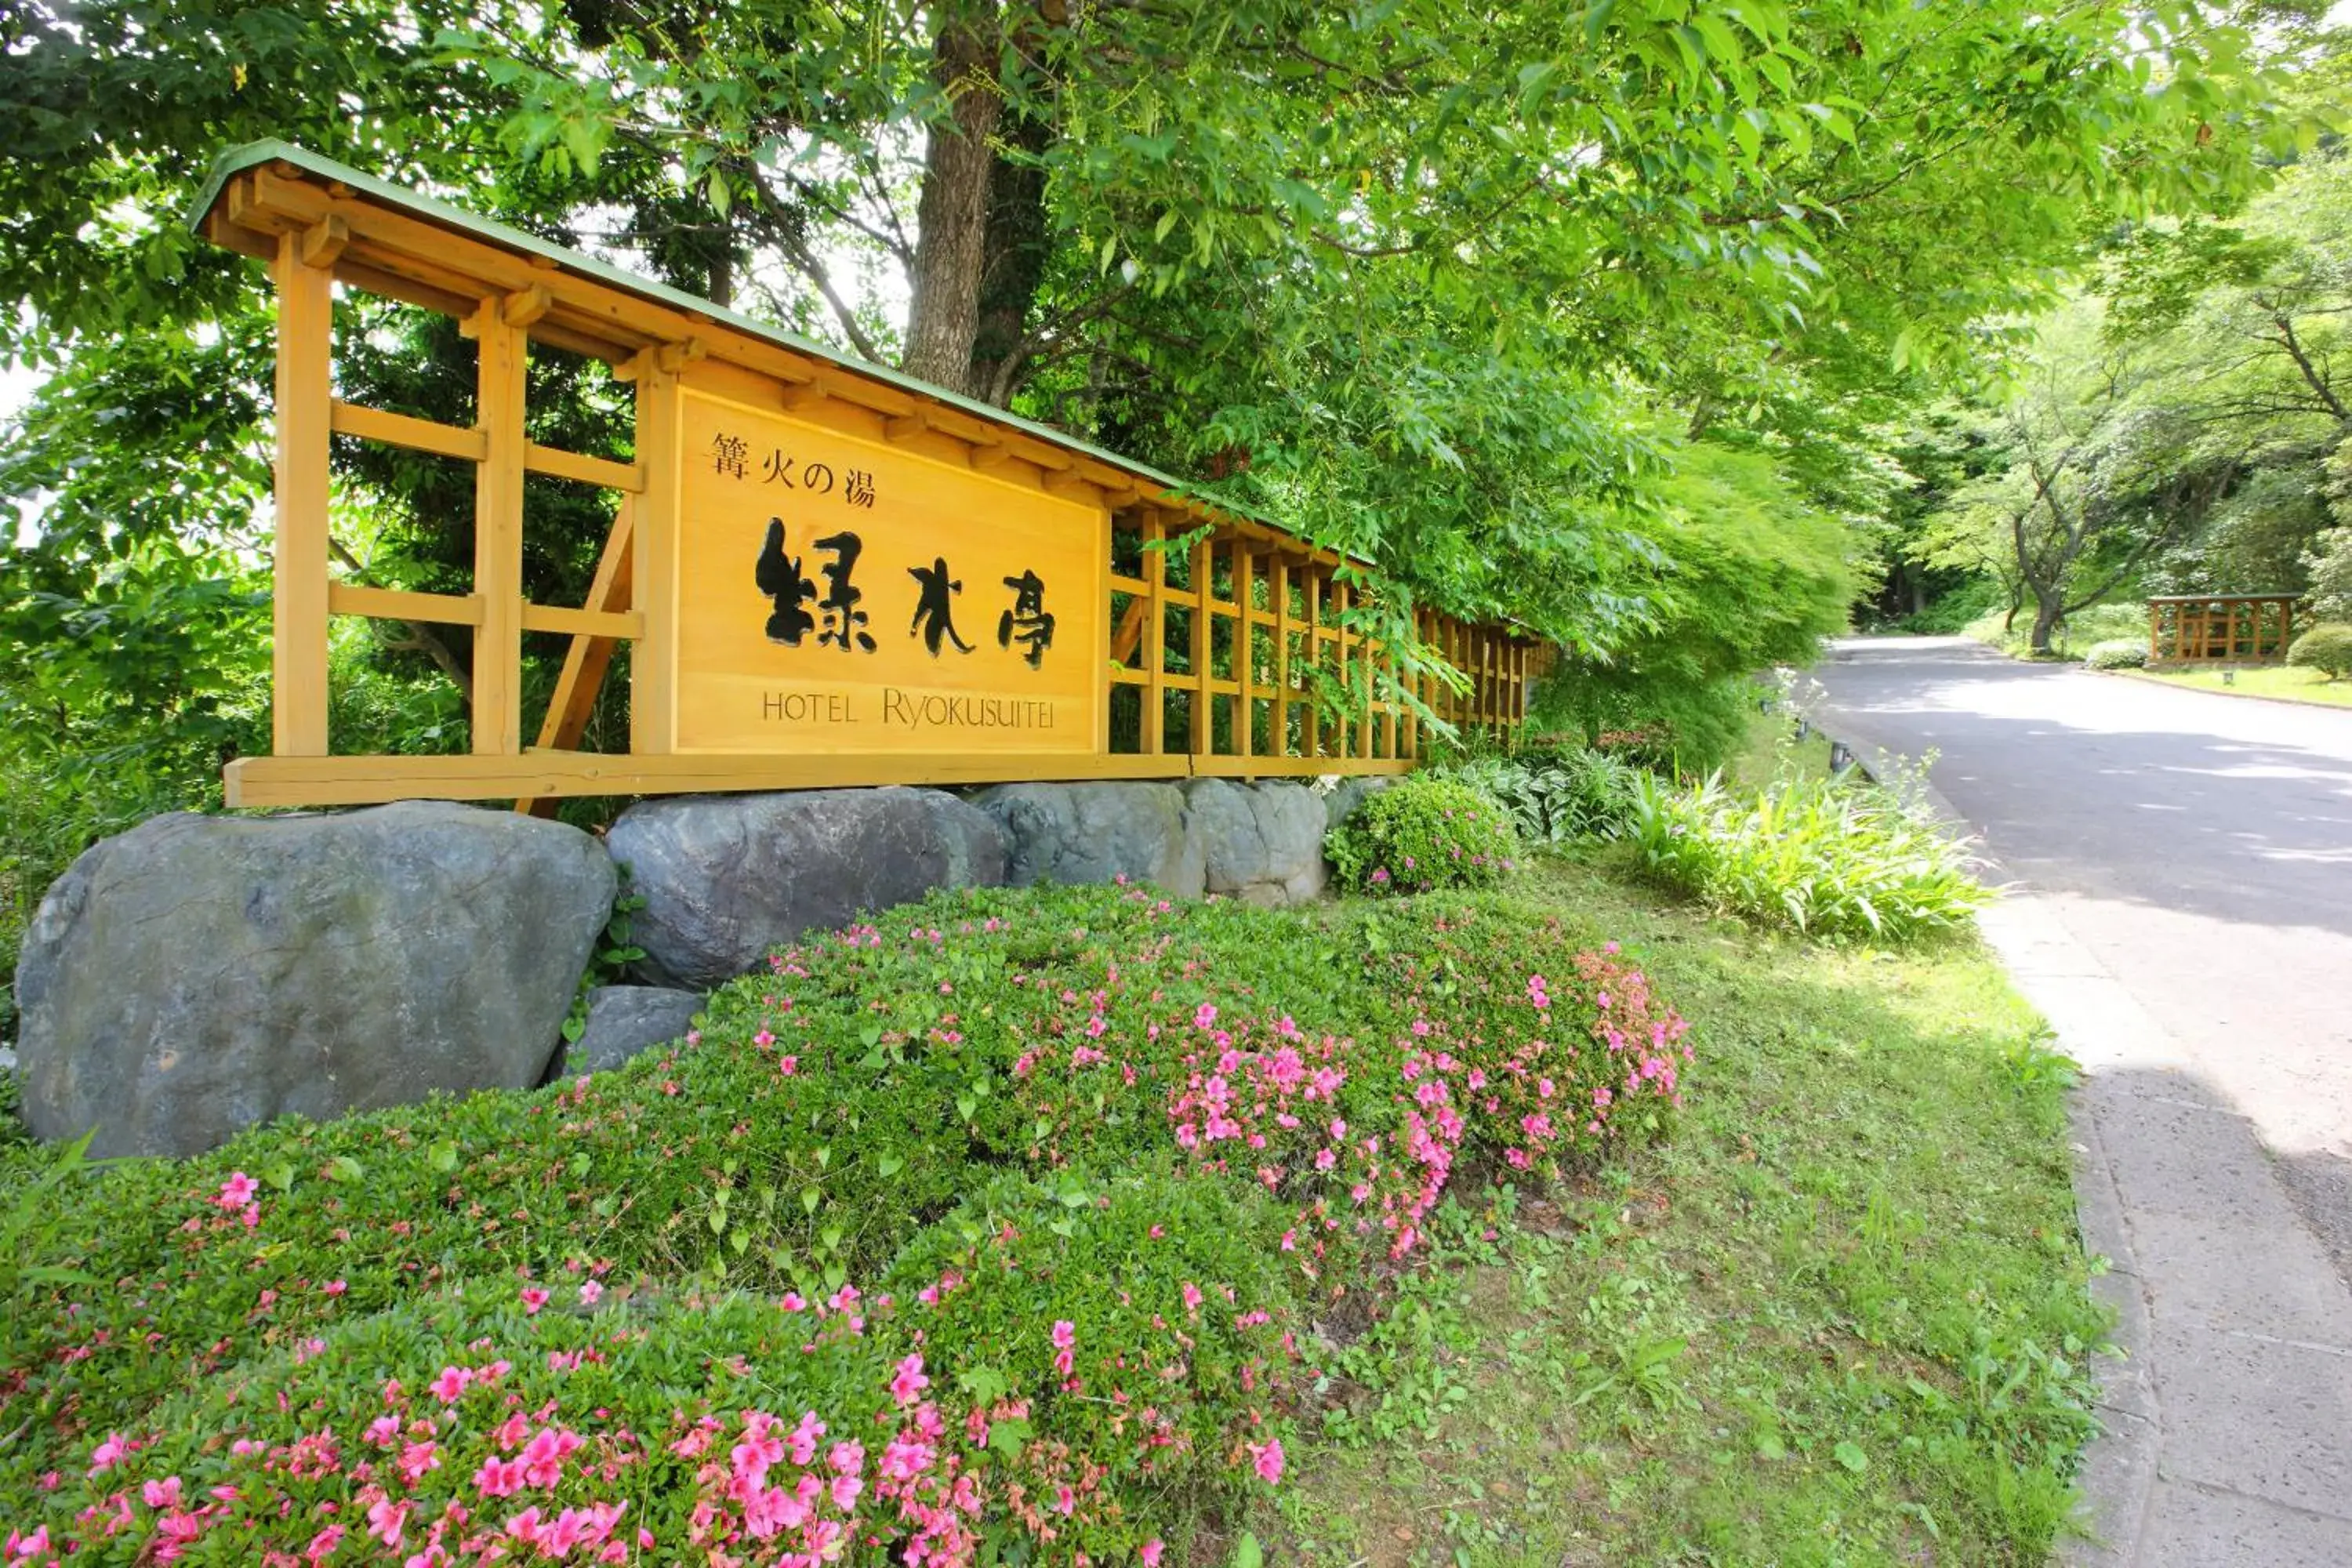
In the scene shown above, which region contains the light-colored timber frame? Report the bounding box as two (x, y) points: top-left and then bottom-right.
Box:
(2146, 594), (2303, 666)
(190, 142), (1541, 810)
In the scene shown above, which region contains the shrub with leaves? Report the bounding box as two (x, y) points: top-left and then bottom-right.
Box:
(1630, 773), (1991, 942)
(0, 882), (1686, 1562)
(2286, 622), (2352, 679)
(2081, 638), (2147, 670)
(1325, 774), (1520, 894)
(1443, 746), (1650, 844)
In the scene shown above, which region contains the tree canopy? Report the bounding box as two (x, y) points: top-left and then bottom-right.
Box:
(0, 0), (2314, 779)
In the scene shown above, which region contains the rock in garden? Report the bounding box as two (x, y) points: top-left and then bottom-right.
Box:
(14, 801), (615, 1158)
(1181, 778), (1328, 905)
(558, 985), (704, 1077)
(606, 787), (1006, 988)
(971, 782), (1207, 898)
(1323, 775), (1398, 832)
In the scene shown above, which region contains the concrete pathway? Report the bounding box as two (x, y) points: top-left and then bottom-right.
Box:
(1812, 637), (2352, 1567)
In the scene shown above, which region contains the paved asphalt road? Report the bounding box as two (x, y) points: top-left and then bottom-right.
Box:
(1817, 636), (2352, 1275)
(1817, 636), (2352, 1563)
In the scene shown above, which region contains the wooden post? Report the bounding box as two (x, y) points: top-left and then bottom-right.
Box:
(1330, 575), (1352, 759)
(1188, 533), (1211, 754)
(1272, 556), (1291, 761)
(630, 352), (682, 754)
(1142, 510), (1166, 755)
(1234, 540), (1254, 764)
(2147, 601), (2160, 664)
(517, 500), (637, 818)
(270, 229), (336, 757)
(470, 300), (529, 757)
(1301, 570), (1321, 758)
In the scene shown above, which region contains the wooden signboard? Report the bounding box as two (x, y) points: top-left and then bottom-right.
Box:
(668, 390), (1102, 757)
(187, 141), (1540, 810)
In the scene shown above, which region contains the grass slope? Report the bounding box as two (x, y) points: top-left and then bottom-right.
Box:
(2129, 664), (2352, 709)
(1268, 852), (2099, 1567)
(0, 847), (2097, 1566)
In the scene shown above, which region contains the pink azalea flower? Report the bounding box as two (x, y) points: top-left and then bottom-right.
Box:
(1250, 1437), (1286, 1486)
(1181, 1282), (1203, 1313)
(86, 1432), (129, 1474)
(214, 1171), (258, 1210)
(891, 1353), (931, 1406)
(579, 1279), (603, 1305)
(520, 1286), (550, 1316)
(1142, 1541), (1166, 1567)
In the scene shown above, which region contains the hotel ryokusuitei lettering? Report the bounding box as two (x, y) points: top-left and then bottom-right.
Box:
(672, 390), (1103, 756)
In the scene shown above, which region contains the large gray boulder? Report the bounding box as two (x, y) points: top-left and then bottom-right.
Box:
(15, 802), (615, 1158)
(558, 985), (703, 1078)
(971, 782), (1206, 898)
(608, 787), (1006, 987)
(1323, 775), (1399, 832)
(1181, 779), (1328, 906)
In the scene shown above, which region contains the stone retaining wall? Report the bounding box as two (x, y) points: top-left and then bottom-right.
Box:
(10, 777), (1390, 1156)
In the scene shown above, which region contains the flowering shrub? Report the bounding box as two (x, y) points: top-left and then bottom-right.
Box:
(1325, 774), (1520, 894)
(1, 883), (1687, 1562)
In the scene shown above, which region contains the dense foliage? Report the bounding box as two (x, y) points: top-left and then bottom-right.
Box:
(0, 1), (2308, 989)
(1323, 775), (1521, 895)
(1630, 773), (1992, 942)
(2287, 622), (2352, 677)
(0, 882), (1689, 1560)
(1896, 134), (2352, 647)
(1441, 745), (1650, 844)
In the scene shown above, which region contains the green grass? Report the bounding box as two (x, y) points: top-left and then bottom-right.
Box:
(1261, 849), (2100, 1567)
(1726, 713), (1838, 792)
(2129, 664), (2352, 708)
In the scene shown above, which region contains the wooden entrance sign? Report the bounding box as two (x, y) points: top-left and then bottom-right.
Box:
(190, 143), (1540, 810)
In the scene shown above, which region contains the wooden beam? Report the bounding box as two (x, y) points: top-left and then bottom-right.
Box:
(299, 214), (349, 270)
(330, 400), (488, 462)
(524, 441), (644, 493)
(884, 412), (929, 441)
(968, 441), (1014, 471)
(1110, 594), (1149, 666)
(518, 501), (637, 818)
(328, 583), (481, 626)
(502, 285), (553, 328)
(226, 748), (1417, 809)
(631, 356), (682, 754)
(270, 230), (335, 757)
(518, 603), (645, 639)
(471, 304), (528, 757)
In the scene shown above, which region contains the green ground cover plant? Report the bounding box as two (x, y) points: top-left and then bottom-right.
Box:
(1264, 853), (2101, 1566)
(2132, 662), (2352, 708)
(1325, 775), (1522, 894)
(1437, 746), (1650, 845)
(1629, 772), (1992, 942)
(2081, 638), (2148, 670)
(0, 881), (1686, 1563)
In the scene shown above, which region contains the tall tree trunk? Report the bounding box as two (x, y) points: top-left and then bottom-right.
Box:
(902, 1), (1004, 396)
(2028, 591), (2064, 653)
(969, 102), (1054, 407)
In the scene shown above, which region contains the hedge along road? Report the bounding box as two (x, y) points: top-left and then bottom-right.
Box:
(1817, 634), (2352, 1565)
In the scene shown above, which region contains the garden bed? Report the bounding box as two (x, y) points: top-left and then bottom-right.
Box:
(0, 844), (2096, 1566)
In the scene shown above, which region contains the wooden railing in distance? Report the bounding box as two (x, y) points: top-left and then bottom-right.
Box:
(2147, 594), (2304, 666)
